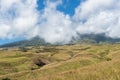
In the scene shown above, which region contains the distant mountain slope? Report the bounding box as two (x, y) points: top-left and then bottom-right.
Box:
(0, 37), (51, 48)
(78, 34), (120, 43)
(0, 34), (120, 48)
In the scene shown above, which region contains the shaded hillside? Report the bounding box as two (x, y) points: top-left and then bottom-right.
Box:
(0, 37), (51, 48)
(79, 34), (120, 43)
(1, 34), (120, 48)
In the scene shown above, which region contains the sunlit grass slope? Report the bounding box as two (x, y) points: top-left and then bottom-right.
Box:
(0, 44), (120, 80)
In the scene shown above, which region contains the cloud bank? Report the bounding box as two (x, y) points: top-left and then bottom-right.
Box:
(0, 0), (120, 44)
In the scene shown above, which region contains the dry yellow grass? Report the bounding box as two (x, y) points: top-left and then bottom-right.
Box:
(0, 44), (120, 80)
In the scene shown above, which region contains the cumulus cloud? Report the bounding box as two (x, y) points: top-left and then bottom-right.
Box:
(0, 0), (120, 44)
(0, 0), (38, 39)
(37, 0), (77, 44)
(74, 0), (120, 38)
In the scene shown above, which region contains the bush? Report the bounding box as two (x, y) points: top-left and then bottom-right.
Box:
(33, 57), (46, 67)
(35, 50), (41, 53)
(2, 48), (8, 51)
(106, 57), (112, 61)
(19, 47), (29, 52)
(2, 77), (10, 80)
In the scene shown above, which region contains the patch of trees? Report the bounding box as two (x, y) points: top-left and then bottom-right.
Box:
(19, 47), (29, 52)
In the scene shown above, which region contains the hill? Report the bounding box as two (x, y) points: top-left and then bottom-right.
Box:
(0, 44), (120, 80)
(1, 34), (120, 48)
(0, 37), (51, 48)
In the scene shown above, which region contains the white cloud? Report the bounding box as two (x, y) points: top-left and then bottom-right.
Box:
(0, 0), (39, 39)
(74, 0), (118, 20)
(36, 0), (77, 44)
(0, 0), (120, 44)
(0, 24), (11, 39)
(74, 0), (120, 38)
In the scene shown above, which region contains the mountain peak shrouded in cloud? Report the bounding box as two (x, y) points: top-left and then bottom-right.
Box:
(0, 0), (120, 44)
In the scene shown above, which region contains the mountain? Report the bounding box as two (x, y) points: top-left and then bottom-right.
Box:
(77, 34), (120, 43)
(0, 34), (120, 48)
(0, 37), (51, 48)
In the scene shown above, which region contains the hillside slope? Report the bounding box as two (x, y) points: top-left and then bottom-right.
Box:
(0, 37), (51, 48)
(0, 44), (120, 80)
(1, 34), (120, 48)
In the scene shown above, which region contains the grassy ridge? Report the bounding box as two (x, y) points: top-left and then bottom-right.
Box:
(0, 44), (120, 80)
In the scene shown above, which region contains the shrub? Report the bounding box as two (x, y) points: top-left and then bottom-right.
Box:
(2, 77), (10, 80)
(35, 50), (41, 53)
(19, 47), (29, 52)
(106, 57), (112, 61)
(33, 57), (46, 67)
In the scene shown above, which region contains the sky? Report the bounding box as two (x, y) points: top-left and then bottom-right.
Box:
(0, 0), (120, 45)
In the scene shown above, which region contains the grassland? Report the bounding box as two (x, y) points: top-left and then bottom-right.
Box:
(0, 44), (120, 80)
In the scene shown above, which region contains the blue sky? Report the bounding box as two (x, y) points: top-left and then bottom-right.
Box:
(37, 0), (81, 16)
(0, 0), (81, 45)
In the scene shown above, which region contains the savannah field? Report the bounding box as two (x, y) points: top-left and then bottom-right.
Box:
(0, 44), (120, 80)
